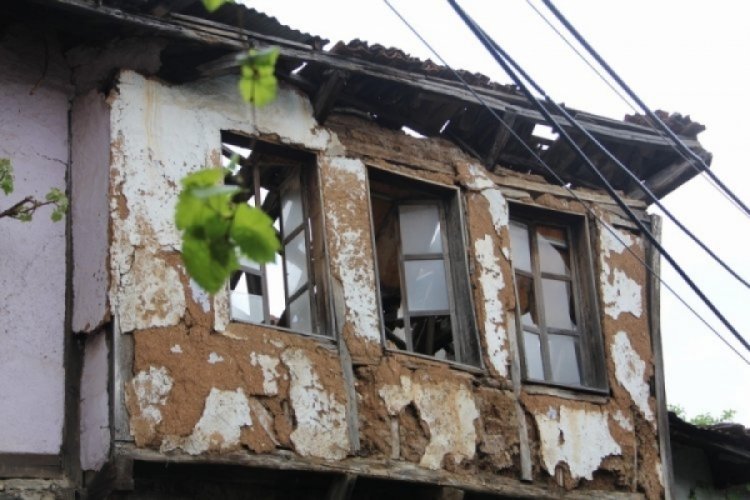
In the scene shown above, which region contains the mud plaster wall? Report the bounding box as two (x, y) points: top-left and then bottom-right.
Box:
(0, 30), (71, 454)
(111, 71), (662, 496)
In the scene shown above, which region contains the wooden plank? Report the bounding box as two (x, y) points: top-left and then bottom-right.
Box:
(483, 112), (516, 169)
(113, 314), (134, 443)
(0, 454), (61, 479)
(313, 69), (348, 124)
(117, 443), (644, 499)
(627, 157), (702, 201)
(647, 215), (674, 499)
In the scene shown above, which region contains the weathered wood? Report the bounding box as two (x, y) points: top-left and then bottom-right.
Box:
(113, 314), (134, 443)
(313, 69), (348, 124)
(150, 0), (199, 17)
(483, 112), (516, 169)
(627, 157), (700, 201)
(0, 454), (61, 479)
(647, 215), (674, 499)
(117, 443), (645, 499)
(326, 473), (357, 500)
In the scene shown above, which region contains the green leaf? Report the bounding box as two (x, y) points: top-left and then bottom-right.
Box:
(201, 0), (232, 12)
(181, 168), (226, 189)
(181, 233), (237, 294)
(230, 204), (280, 263)
(0, 158), (13, 195)
(237, 47), (279, 106)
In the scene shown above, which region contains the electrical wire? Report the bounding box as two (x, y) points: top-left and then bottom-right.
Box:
(379, 0), (750, 364)
(538, 0), (750, 220)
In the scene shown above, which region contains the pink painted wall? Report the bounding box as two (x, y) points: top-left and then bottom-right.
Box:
(0, 30), (72, 454)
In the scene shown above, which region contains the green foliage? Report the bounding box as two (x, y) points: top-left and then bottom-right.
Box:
(201, 0), (232, 12)
(0, 158), (68, 222)
(175, 165), (280, 294)
(238, 47), (279, 106)
(669, 404), (737, 426)
(0, 158), (13, 195)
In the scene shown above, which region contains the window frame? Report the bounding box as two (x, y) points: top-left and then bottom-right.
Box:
(224, 134), (332, 339)
(367, 167), (482, 367)
(509, 204), (607, 392)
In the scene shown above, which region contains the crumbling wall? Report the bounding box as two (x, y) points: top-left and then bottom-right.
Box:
(111, 72), (663, 498)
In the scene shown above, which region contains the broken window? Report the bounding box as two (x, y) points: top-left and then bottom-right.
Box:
(224, 133), (329, 336)
(369, 169), (480, 366)
(509, 209), (606, 390)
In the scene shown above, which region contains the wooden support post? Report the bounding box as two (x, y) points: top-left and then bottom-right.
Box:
(484, 112), (516, 169)
(313, 69), (348, 124)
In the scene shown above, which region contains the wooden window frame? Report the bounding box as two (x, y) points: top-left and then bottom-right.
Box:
(225, 135), (331, 338)
(510, 206), (607, 392)
(368, 168), (481, 367)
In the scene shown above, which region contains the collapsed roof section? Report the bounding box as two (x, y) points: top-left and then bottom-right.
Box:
(18, 0), (711, 199)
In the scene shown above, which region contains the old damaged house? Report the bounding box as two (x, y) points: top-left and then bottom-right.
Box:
(0, 1), (713, 499)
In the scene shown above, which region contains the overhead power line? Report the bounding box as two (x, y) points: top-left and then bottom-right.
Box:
(538, 0), (750, 220)
(380, 0), (750, 365)
(447, 0), (749, 354)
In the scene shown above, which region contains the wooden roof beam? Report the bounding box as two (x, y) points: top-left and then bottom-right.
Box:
(484, 112), (516, 170)
(313, 69), (348, 124)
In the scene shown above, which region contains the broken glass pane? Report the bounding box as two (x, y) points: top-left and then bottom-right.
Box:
(541, 278), (576, 330)
(509, 222), (531, 272)
(523, 331), (544, 380)
(404, 259), (450, 312)
(538, 226), (570, 276)
(231, 290), (264, 323)
(281, 185), (303, 232)
(515, 273), (539, 328)
(549, 334), (580, 385)
(284, 231), (308, 296)
(289, 290), (312, 333)
(410, 315), (453, 356)
(399, 204), (443, 254)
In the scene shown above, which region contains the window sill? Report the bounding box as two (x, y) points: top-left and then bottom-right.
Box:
(222, 320), (337, 347)
(523, 381), (610, 403)
(386, 347), (485, 375)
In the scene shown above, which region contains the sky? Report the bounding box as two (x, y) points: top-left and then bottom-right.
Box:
(243, 0), (750, 425)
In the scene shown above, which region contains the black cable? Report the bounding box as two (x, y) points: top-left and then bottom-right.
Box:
(447, 0), (750, 352)
(540, 0), (750, 219)
(380, 0), (750, 365)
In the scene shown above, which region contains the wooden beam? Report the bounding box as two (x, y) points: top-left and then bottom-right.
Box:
(483, 112), (516, 169)
(313, 69), (348, 124)
(627, 156), (703, 201)
(150, 0), (199, 17)
(0, 454), (61, 479)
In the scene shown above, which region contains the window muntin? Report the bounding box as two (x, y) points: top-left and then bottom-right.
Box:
(369, 170), (480, 366)
(510, 214), (604, 389)
(225, 136), (328, 336)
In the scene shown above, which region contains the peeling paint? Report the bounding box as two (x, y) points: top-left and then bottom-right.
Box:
(161, 388), (252, 455)
(474, 235), (509, 377)
(324, 157), (381, 344)
(535, 406), (621, 481)
(207, 352), (224, 364)
(249, 352), (280, 395)
(130, 366), (173, 435)
(170, 344), (182, 354)
(190, 279), (211, 313)
(379, 375), (479, 470)
(612, 409), (634, 432)
(465, 164), (510, 258)
(281, 349), (349, 460)
(612, 331), (653, 422)
(603, 269), (642, 320)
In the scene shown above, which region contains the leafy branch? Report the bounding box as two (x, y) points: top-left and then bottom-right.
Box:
(0, 158), (68, 222)
(669, 404), (737, 426)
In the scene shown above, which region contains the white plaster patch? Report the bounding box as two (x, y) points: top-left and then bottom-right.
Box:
(612, 331), (653, 422)
(464, 164), (510, 257)
(190, 278), (211, 313)
(535, 406), (621, 480)
(603, 268), (642, 320)
(474, 235), (509, 377)
(465, 164), (495, 190)
(281, 348), (349, 460)
(379, 375), (479, 470)
(162, 388), (252, 455)
(600, 222), (635, 260)
(324, 158), (381, 343)
(115, 249), (186, 332)
(612, 409), (634, 432)
(249, 352), (280, 395)
(131, 366), (173, 426)
(207, 352), (224, 364)
(170, 344), (182, 354)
